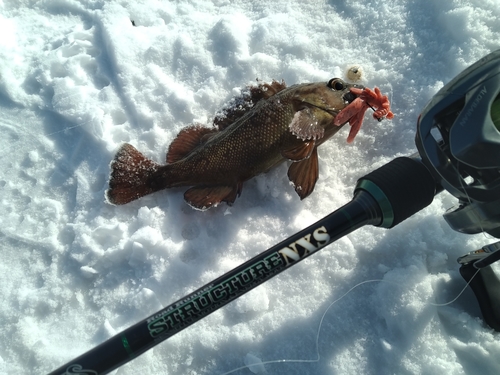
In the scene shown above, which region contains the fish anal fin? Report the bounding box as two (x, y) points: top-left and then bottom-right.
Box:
(167, 124), (218, 164)
(184, 184), (242, 210)
(106, 143), (162, 205)
(213, 80), (287, 131)
(287, 147), (319, 200)
(289, 107), (325, 141)
(281, 140), (315, 161)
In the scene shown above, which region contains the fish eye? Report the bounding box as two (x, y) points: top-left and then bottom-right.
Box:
(327, 78), (345, 91)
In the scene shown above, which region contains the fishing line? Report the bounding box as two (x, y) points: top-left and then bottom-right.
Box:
(0, 108), (98, 160)
(430, 267), (480, 307)
(218, 279), (383, 375)
(42, 119), (98, 139)
(1, 81), (106, 153)
(219, 270), (481, 375)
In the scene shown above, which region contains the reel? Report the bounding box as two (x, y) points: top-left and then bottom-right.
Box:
(416, 49), (500, 237)
(416, 49), (500, 331)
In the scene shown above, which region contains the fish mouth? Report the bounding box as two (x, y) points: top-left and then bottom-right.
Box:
(343, 91), (357, 103)
(342, 84), (364, 104)
(306, 84), (366, 116)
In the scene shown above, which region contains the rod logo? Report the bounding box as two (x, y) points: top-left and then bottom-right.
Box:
(147, 252), (284, 339)
(278, 226), (330, 266)
(146, 225), (330, 340)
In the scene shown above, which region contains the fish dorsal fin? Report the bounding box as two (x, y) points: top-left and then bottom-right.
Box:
(166, 124), (217, 163)
(253, 79), (287, 100)
(281, 140), (315, 161)
(288, 107), (325, 141)
(184, 184), (240, 210)
(287, 147), (319, 200)
(213, 80), (287, 131)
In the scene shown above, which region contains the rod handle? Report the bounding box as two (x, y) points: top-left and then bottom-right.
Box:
(355, 157), (437, 228)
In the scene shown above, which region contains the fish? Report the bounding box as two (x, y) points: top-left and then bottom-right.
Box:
(106, 78), (392, 210)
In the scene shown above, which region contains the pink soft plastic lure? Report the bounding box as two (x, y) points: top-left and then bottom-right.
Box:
(334, 87), (394, 143)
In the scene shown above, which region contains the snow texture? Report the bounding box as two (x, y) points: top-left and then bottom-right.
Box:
(1, 0), (500, 374)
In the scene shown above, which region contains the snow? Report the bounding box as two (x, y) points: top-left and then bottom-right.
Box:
(1, 0), (500, 374)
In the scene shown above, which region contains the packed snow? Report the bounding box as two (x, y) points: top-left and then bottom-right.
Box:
(1, 0), (500, 374)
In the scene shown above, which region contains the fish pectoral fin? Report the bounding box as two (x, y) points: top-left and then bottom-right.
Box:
(166, 124), (218, 163)
(288, 107), (325, 141)
(287, 147), (319, 200)
(184, 184), (241, 210)
(281, 140), (315, 161)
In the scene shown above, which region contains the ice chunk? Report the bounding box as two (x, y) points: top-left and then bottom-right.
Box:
(80, 265), (98, 278)
(244, 353), (265, 374)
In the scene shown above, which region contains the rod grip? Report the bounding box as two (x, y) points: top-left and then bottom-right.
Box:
(355, 157), (437, 228)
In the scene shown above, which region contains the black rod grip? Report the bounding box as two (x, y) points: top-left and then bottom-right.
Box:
(355, 157), (437, 228)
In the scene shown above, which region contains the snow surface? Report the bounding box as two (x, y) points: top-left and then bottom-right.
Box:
(1, 0), (500, 374)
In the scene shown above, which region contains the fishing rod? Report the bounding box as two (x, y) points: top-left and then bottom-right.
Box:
(48, 156), (436, 375)
(48, 49), (500, 374)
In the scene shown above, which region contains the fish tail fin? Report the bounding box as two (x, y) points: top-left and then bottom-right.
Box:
(106, 143), (166, 205)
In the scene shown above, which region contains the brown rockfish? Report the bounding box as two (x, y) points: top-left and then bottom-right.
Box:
(106, 78), (366, 210)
